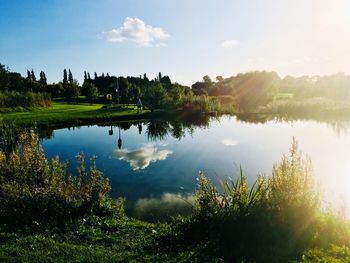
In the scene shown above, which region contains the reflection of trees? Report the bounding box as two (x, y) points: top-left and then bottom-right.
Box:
(116, 122), (133, 131)
(170, 122), (186, 140)
(327, 121), (350, 136)
(146, 119), (170, 141)
(236, 113), (350, 136)
(144, 114), (211, 141)
(0, 123), (54, 155)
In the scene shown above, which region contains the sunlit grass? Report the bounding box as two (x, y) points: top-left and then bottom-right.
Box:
(1, 102), (150, 125)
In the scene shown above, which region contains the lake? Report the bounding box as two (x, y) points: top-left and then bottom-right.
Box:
(40, 115), (350, 220)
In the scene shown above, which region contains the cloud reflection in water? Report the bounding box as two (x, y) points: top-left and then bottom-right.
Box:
(114, 144), (173, 170)
(221, 138), (239, 146)
(133, 193), (194, 222)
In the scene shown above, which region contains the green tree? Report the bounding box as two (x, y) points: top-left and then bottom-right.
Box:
(83, 82), (99, 101)
(47, 83), (63, 98)
(26, 70), (31, 80)
(63, 69), (68, 84)
(168, 83), (185, 102)
(68, 69), (73, 84)
(0, 64), (9, 91)
(39, 71), (47, 85)
(64, 81), (80, 100)
(30, 69), (36, 81)
(143, 82), (166, 111)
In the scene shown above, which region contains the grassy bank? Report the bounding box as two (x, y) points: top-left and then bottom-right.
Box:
(0, 102), (151, 127)
(0, 219), (174, 263)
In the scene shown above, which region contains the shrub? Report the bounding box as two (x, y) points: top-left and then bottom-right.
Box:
(0, 91), (51, 110)
(167, 139), (329, 261)
(0, 131), (115, 230)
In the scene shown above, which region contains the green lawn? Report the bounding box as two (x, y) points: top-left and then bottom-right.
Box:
(0, 218), (201, 263)
(0, 102), (150, 126)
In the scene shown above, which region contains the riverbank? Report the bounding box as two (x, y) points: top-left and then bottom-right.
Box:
(1, 221), (348, 262)
(0, 102), (154, 128)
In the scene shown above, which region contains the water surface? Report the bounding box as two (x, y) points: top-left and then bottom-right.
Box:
(41, 116), (350, 220)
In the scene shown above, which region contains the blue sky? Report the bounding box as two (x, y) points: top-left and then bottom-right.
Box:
(1, 0), (349, 85)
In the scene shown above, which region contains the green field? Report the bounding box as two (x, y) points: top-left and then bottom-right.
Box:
(0, 219), (179, 263)
(0, 102), (151, 126)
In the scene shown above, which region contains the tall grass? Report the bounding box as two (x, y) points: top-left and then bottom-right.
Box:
(180, 95), (237, 114)
(0, 131), (119, 231)
(0, 91), (51, 111)
(260, 97), (350, 116)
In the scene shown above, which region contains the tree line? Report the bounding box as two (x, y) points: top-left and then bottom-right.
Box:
(0, 63), (192, 110)
(2, 62), (350, 112)
(192, 71), (350, 111)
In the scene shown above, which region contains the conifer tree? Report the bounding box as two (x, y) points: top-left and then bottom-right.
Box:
(63, 69), (68, 84)
(27, 70), (31, 80)
(31, 69), (36, 81)
(39, 71), (47, 85)
(68, 69), (73, 84)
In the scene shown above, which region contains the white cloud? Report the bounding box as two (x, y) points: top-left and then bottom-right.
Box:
(221, 39), (239, 48)
(113, 144), (172, 170)
(102, 17), (170, 47)
(221, 138), (239, 146)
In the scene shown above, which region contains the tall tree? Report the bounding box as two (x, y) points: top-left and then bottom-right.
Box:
(84, 71), (87, 82)
(94, 72), (98, 79)
(31, 69), (36, 81)
(87, 72), (91, 80)
(158, 72), (162, 81)
(68, 69), (73, 84)
(39, 71), (47, 85)
(84, 82), (99, 101)
(26, 70), (31, 80)
(63, 69), (68, 84)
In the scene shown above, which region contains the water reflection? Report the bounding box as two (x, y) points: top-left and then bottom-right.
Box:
(5, 113), (350, 222)
(133, 193), (194, 222)
(221, 138), (239, 146)
(117, 127), (122, 149)
(113, 143), (173, 170)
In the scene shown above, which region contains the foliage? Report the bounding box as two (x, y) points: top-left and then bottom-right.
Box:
(0, 91), (51, 110)
(143, 82), (167, 110)
(260, 97), (350, 117)
(82, 82), (99, 101)
(63, 81), (80, 100)
(0, 131), (114, 230)
(46, 83), (64, 98)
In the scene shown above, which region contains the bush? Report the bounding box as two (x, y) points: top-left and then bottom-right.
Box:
(0, 91), (51, 110)
(0, 131), (116, 230)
